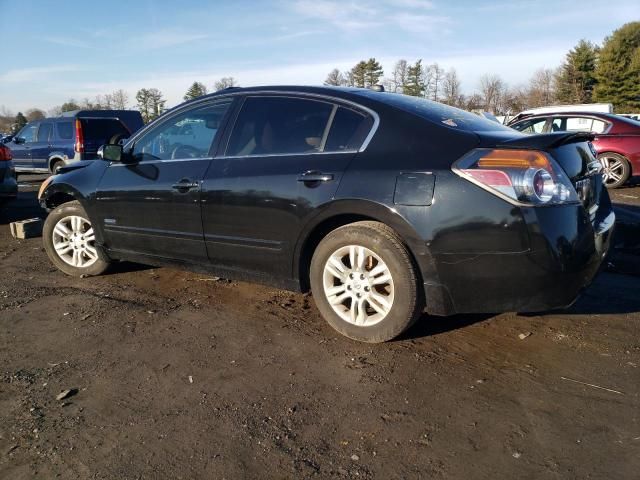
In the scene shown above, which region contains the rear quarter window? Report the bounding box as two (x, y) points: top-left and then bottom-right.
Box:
(325, 107), (373, 152)
(56, 122), (74, 140)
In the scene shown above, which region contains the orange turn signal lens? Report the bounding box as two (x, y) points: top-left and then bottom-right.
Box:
(477, 149), (551, 169)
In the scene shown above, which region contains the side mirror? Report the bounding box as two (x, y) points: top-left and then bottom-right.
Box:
(13, 137), (24, 145)
(99, 144), (136, 164)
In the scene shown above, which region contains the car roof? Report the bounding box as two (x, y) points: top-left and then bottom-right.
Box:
(178, 85), (511, 134)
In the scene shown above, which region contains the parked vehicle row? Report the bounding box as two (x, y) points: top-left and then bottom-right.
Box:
(0, 144), (18, 204)
(38, 86), (614, 342)
(5, 110), (143, 174)
(508, 112), (640, 188)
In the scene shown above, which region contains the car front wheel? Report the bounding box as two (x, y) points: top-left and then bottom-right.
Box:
(43, 201), (110, 277)
(310, 221), (423, 343)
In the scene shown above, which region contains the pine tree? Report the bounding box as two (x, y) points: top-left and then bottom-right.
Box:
(184, 82), (208, 101)
(13, 112), (27, 134)
(350, 61), (368, 88)
(594, 22), (640, 111)
(403, 60), (425, 97)
(364, 58), (384, 87)
(555, 40), (599, 104)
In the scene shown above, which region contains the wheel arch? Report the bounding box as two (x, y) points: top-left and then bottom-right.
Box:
(40, 182), (87, 211)
(293, 199), (435, 293)
(48, 154), (66, 172)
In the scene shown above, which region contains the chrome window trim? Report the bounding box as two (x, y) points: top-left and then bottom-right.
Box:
(216, 150), (358, 161)
(123, 90), (380, 155)
(108, 157), (213, 166)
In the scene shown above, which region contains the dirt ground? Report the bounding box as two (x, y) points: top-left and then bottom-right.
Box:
(1, 176), (639, 479)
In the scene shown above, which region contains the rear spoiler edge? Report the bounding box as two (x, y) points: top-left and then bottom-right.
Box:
(497, 132), (595, 150)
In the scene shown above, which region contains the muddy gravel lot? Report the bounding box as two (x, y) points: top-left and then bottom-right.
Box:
(1, 176), (639, 479)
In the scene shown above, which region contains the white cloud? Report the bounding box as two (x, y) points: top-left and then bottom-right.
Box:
(391, 12), (450, 33)
(43, 36), (91, 48)
(290, 0), (447, 32)
(133, 30), (210, 50)
(0, 65), (84, 83)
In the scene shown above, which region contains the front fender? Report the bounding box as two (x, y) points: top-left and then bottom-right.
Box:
(39, 160), (110, 244)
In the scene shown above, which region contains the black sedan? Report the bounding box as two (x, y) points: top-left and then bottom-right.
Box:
(38, 86), (614, 342)
(0, 144), (17, 204)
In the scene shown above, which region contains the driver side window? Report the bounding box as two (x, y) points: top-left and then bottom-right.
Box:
(17, 123), (38, 143)
(132, 101), (231, 162)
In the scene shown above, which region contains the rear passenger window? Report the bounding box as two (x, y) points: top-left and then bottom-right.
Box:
(325, 107), (373, 152)
(513, 118), (546, 134)
(56, 122), (74, 140)
(37, 123), (52, 142)
(226, 97), (333, 156)
(565, 117), (594, 132)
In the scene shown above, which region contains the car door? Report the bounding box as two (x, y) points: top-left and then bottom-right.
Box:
(200, 95), (375, 278)
(30, 122), (53, 171)
(10, 122), (38, 170)
(94, 99), (234, 262)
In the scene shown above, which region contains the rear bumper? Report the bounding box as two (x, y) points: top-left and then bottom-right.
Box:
(0, 170), (18, 199)
(425, 201), (614, 316)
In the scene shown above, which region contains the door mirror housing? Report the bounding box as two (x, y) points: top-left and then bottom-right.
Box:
(99, 144), (137, 164)
(13, 137), (25, 145)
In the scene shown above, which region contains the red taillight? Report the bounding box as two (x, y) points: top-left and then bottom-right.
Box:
(0, 145), (11, 161)
(453, 148), (579, 206)
(74, 119), (84, 153)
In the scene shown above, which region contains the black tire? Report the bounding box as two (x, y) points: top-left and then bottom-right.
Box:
(50, 159), (65, 174)
(598, 152), (630, 189)
(310, 221), (423, 343)
(43, 201), (110, 277)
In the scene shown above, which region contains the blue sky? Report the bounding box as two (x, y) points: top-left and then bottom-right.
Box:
(1, 0), (638, 113)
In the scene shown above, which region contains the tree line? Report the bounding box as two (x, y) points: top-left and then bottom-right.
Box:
(0, 76), (239, 133)
(1, 22), (638, 134)
(324, 21), (639, 114)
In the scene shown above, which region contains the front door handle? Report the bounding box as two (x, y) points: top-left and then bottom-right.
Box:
(172, 179), (200, 191)
(297, 171), (334, 183)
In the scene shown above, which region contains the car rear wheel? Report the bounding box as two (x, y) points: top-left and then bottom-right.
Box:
(310, 221), (423, 343)
(43, 201), (110, 277)
(598, 152), (630, 188)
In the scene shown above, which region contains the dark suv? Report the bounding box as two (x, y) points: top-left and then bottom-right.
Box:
(39, 86), (614, 343)
(8, 110), (143, 174)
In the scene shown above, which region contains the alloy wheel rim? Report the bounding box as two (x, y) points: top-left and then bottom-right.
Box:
(52, 215), (98, 268)
(600, 156), (624, 185)
(322, 245), (394, 327)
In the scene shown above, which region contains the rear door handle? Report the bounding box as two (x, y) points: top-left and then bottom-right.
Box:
(171, 179), (200, 190)
(297, 171), (334, 183)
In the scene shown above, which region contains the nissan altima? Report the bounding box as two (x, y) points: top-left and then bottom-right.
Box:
(38, 86), (614, 342)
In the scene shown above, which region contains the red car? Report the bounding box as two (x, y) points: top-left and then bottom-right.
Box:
(509, 112), (640, 188)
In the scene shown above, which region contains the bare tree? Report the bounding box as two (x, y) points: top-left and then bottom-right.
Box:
(442, 68), (462, 107)
(388, 59), (409, 93)
(324, 68), (346, 86)
(111, 89), (129, 109)
(427, 63), (445, 102)
(25, 108), (46, 121)
(479, 74), (506, 113)
(214, 77), (238, 91)
(527, 68), (556, 108)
